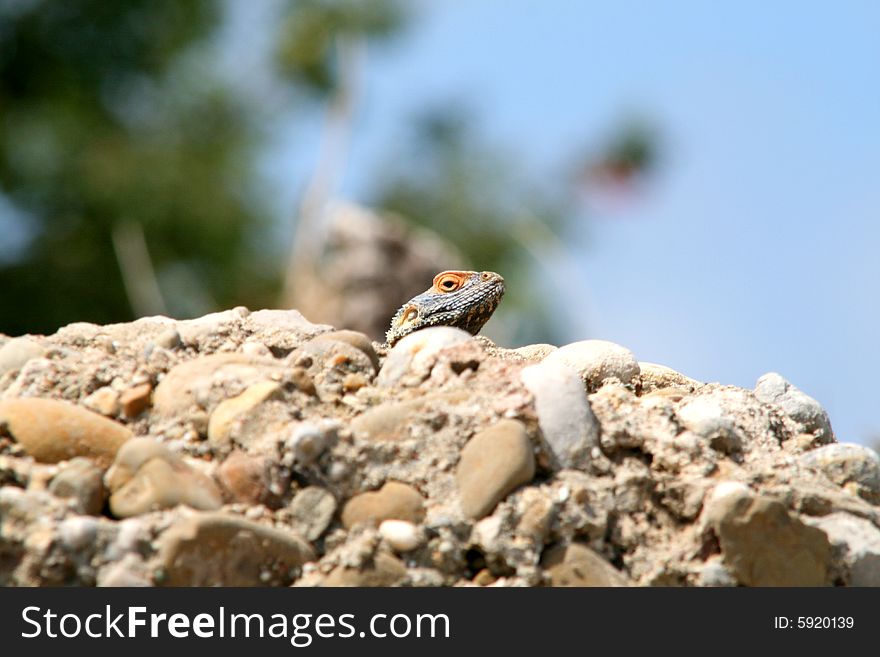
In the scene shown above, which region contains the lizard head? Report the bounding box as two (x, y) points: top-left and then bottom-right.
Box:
(385, 270), (505, 346)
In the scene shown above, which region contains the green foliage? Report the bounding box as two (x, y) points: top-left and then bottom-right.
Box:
(0, 0), (273, 334)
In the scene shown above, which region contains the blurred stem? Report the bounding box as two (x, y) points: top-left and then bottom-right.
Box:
(281, 33), (364, 306)
(111, 220), (167, 317)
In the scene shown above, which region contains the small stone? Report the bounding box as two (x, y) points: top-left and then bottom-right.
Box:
(313, 330), (380, 372)
(286, 423), (330, 465)
(155, 512), (315, 586)
(800, 443), (880, 502)
(154, 328), (181, 350)
(120, 383), (152, 418)
(49, 457), (105, 515)
(676, 395), (743, 454)
(0, 398), (132, 469)
(379, 519), (424, 552)
(456, 419), (535, 519)
(0, 337), (45, 377)
(376, 326), (473, 387)
(287, 486), (337, 541)
(542, 542), (630, 586)
(702, 484), (830, 586)
(216, 451), (284, 506)
(207, 381), (282, 448)
(805, 512), (880, 586)
(106, 438), (223, 518)
(341, 481), (426, 528)
(83, 387), (121, 416)
(638, 362), (700, 393)
(57, 515), (100, 551)
(322, 552), (407, 587)
(754, 372), (833, 441)
(543, 339), (640, 390)
(520, 359), (599, 470)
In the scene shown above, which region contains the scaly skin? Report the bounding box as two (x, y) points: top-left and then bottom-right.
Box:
(385, 270), (505, 346)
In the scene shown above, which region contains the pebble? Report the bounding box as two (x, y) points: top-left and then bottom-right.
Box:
(542, 542), (630, 586)
(754, 372), (833, 441)
(119, 383), (152, 418)
(152, 353), (285, 416)
(376, 326), (473, 387)
(350, 392), (467, 442)
(702, 484), (830, 586)
(322, 552), (407, 587)
(57, 515), (100, 551)
(379, 519), (425, 552)
(83, 387), (121, 416)
(638, 361), (700, 393)
(676, 395), (743, 454)
(48, 457), (105, 515)
(155, 512), (315, 586)
(341, 481), (426, 528)
(543, 339), (640, 390)
(800, 443), (880, 501)
(287, 486), (338, 541)
(456, 419), (535, 519)
(106, 438), (223, 518)
(805, 512), (880, 586)
(286, 422), (332, 465)
(313, 330), (380, 372)
(216, 451), (284, 506)
(153, 328), (181, 350)
(0, 398), (132, 469)
(520, 359), (599, 470)
(207, 381), (282, 447)
(0, 337), (45, 377)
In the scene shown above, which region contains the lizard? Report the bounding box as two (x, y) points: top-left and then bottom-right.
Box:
(385, 270), (506, 347)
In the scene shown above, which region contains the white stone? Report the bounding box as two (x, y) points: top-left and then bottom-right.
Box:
(806, 512), (880, 586)
(520, 359), (599, 470)
(377, 326), (473, 387)
(543, 339), (639, 388)
(379, 520), (424, 552)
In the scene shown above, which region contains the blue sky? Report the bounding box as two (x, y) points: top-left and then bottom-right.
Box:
(284, 1), (879, 444)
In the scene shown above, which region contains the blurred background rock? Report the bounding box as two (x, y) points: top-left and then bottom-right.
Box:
(1, 1), (877, 443)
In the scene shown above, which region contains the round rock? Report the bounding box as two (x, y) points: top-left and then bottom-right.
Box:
(754, 372), (833, 441)
(0, 398), (131, 469)
(341, 481), (426, 528)
(377, 326), (473, 387)
(155, 512), (315, 586)
(49, 457), (105, 515)
(456, 419), (535, 519)
(287, 486), (338, 541)
(543, 339), (640, 390)
(0, 337), (45, 377)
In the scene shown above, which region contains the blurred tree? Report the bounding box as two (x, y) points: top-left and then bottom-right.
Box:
(0, 0), (274, 335)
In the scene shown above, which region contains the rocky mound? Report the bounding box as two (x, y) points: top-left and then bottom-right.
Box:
(1, 308), (878, 586)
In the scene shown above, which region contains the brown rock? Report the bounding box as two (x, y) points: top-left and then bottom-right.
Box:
(0, 398), (131, 469)
(106, 438), (223, 518)
(457, 419), (535, 519)
(287, 486), (337, 541)
(323, 552), (407, 587)
(155, 512), (315, 586)
(341, 481), (425, 528)
(704, 486), (831, 586)
(313, 330), (380, 372)
(542, 542), (630, 587)
(207, 381), (282, 448)
(48, 457), (105, 515)
(120, 383), (152, 418)
(216, 451), (284, 506)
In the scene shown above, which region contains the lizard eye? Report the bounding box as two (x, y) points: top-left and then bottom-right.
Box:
(433, 271), (466, 293)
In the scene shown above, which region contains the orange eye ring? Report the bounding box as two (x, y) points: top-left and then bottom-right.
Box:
(432, 271), (467, 294)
